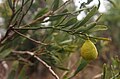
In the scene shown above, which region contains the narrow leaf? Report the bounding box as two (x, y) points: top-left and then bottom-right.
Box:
(69, 58), (88, 78)
(52, 0), (60, 11)
(89, 36), (111, 41)
(49, 13), (67, 21)
(75, 26), (86, 33)
(34, 8), (48, 19)
(102, 64), (107, 79)
(73, 58), (88, 76)
(72, 6), (97, 29)
(64, 18), (77, 27)
(82, 22), (96, 32)
(88, 25), (108, 33)
(75, 22), (96, 33)
(0, 48), (12, 59)
(8, 0), (13, 10)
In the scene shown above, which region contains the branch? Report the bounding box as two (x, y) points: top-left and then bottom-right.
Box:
(0, 23), (17, 44)
(0, 0), (74, 44)
(19, 0), (72, 28)
(53, 0), (72, 14)
(12, 50), (60, 79)
(0, 0), (34, 44)
(20, 11), (53, 28)
(13, 30), (48, 45)
(17, 0), (34, 27)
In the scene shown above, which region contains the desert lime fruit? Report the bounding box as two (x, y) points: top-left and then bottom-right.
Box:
(80, 40), (98, 60)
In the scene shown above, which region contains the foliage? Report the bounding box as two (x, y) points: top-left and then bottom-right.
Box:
(98, 0), (120, 79)
(102, 57), (120, 79)
(0, 0), (110, 79)
(100, 0), (120, 47)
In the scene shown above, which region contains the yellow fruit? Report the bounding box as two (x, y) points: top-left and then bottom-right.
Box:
(80, 40), (98, 60)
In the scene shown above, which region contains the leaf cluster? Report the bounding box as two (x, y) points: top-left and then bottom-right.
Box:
(0, 0), (110, 78)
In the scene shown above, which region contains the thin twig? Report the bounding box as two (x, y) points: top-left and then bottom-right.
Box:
(12, 0), (30, 23)
(20, 11), (53, 28)
(13, 30), (47, 45)
(0, 22), (17, 44)
(17, 0), (34, 27)
(13, 26), (73, 34)
(14, 0), (30, 15)
(0, 0), (73, 44)
(54, 0), (72, 14)
(0, 0), (34, 44)
(19, 0), (71, 28)
(12, 50), (60, 79)
(0, 0), (42, 46)
(34, 55), (59, 79)
(13, 26), (84, 38)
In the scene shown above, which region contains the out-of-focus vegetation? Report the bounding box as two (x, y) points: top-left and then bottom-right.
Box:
(100, 0), (120, 53)
(99, 0), (120, 79)
(102, 57), (120, 79)
(0, 0), (119, 79)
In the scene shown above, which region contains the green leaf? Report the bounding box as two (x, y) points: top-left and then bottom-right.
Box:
(72, 6), (97, 29)
(8, 0), (13, 10)
(102, 64), (107, 79)
(52, 0), (60, 11)
(74, 58), (88, 76)
(18, 65), (28, 79)
(82, 22), (96, 32)
(75, 26), (86, 33)
(49, 13), (67, 21)
(0, 48), (12, 59)
(88, 25), (108, 33)
(75, 22), (96, 33)
(62, 9), (69, 13)
(89, 36), (111, 41)
(69, 58), (88, 78)
(64, 18), (77, 28)
(34, 8), (48, 19)
(53, 9), (69, 26)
